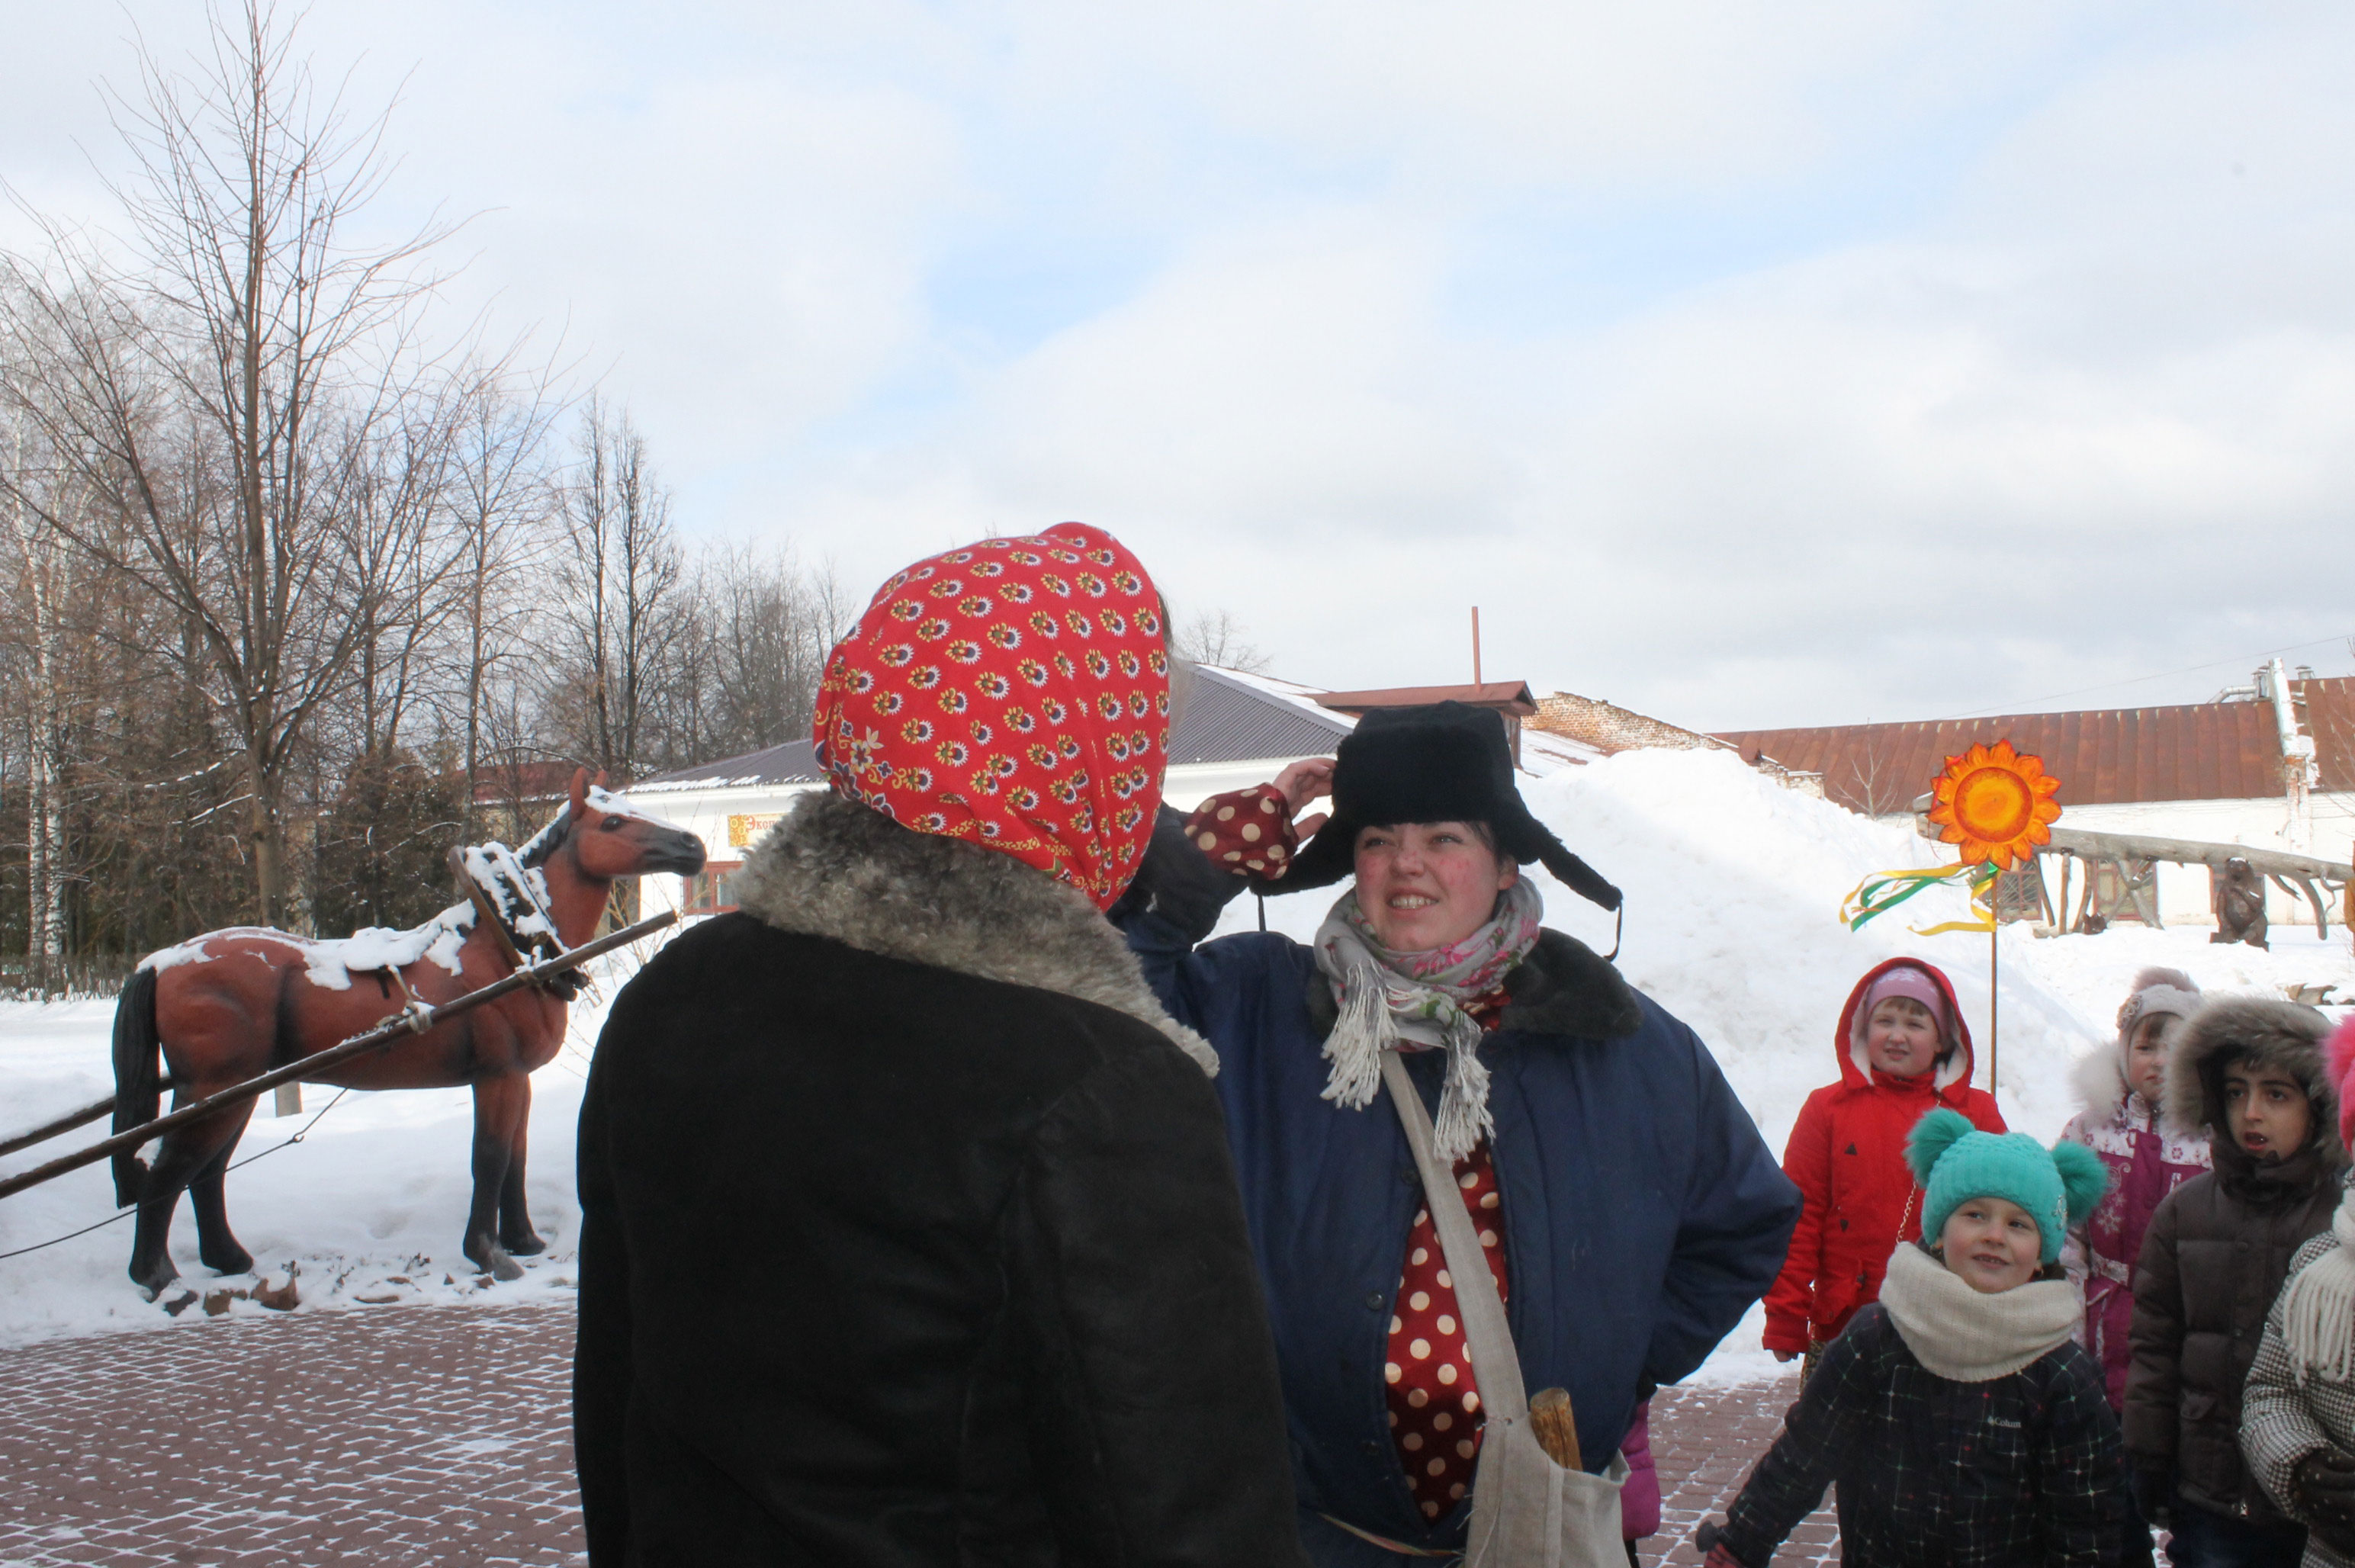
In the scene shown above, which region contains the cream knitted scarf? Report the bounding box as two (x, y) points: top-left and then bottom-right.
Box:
(1312, 879), (1544, 1164)
(2280, 1190), (2355, 1385)
(1878, 1240), (2080, 1383)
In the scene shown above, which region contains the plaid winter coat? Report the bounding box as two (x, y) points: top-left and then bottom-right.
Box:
(1719, 1304), (2141, 1568)
(2241, 1231), (2355, 1568)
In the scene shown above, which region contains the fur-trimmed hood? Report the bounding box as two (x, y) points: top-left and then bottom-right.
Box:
(2165, 994), (2340, 1160)
(2074, 966), (2203, 1117)
(734, 790), (1219, 1075)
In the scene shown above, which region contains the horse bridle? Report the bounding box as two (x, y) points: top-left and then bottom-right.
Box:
(446, 845), (586, 999)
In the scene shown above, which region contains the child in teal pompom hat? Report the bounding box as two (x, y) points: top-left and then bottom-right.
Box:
(1695, 1109), (2146, 1568)
(1912, 1107), (2111, 1276)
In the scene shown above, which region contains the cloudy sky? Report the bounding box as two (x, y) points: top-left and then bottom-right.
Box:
(8, 3), (2351, 731)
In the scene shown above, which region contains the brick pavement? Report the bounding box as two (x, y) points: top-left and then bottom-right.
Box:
(0, 1300), (1828, 1566)
(0, 1303), (583, 1567)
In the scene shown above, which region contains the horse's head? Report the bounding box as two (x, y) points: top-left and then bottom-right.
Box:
(562, 768), (708, 881)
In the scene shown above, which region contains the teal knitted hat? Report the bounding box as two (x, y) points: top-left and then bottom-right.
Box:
(1906, 1107), (2109, 1264)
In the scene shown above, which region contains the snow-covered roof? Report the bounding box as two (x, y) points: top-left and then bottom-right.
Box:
(631, 738), (826, 793)
(1169, 665), (1354, 765)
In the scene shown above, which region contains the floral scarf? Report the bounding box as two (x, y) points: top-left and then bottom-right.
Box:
(1313, 879), (1544, 1163)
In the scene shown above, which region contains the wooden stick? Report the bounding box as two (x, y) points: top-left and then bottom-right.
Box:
(1528, 1386), (1582, 1470)
(0, 1081), (170, 1160)
(0, 912), (674, 1203)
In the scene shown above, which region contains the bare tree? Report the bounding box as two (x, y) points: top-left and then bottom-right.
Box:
(0, 1), (463, 924)
(1171, 607), (1273, 673)
(547, 399), (684, 782)
(445, 364), (563, 835)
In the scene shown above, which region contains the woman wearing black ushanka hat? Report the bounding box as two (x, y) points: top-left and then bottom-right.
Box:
(1115, 701), (1800, 1566)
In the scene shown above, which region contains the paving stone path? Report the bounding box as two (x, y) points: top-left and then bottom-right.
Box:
(0, 1300), (1827, 1566)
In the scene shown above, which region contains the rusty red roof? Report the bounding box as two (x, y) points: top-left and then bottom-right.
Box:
(2298, 676), (2355, 793)
(1713, 699), (2296, 815)
(1318, 681), (1539, 717)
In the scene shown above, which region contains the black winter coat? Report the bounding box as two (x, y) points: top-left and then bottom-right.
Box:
(2122, 1156), (2339, 1525)
(573, 795), (1306, 1566)
(1719, 1305), (2137, 1568)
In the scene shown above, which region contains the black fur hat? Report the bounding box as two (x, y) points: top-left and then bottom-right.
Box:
(1275, 702), (1622, 915)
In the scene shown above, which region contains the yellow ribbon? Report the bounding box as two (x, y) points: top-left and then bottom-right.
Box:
(1839, 861), (1997, 936)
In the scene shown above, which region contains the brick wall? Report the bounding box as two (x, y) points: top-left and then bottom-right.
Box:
(1531, 692), (1825, 798)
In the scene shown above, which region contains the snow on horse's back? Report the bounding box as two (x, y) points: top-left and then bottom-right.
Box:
(111, 766), (703, 1300)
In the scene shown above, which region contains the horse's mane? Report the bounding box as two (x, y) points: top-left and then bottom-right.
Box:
(514, 805), (571, 869)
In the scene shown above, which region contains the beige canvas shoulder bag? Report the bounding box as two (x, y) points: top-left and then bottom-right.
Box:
(1381, 1051), (1627, 1567)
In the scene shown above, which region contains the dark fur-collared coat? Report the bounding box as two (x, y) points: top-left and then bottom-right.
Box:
(2124, 994), (2344, 1529)
(573, 791), (1307, 1566)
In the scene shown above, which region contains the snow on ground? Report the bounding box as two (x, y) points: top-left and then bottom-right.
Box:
(4, 748), (2349, 1357)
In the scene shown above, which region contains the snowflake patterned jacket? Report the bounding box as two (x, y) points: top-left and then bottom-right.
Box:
(2057, 1048), (2208, 1410)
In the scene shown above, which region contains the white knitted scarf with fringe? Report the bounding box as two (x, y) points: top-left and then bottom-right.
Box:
(2282, 1190), (2355, 1385)
(1878, 1240), (2079, 1383)
(1312, 879), (1544, 1164)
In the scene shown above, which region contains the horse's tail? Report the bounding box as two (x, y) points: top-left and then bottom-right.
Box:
(111, 966), (161, 1208)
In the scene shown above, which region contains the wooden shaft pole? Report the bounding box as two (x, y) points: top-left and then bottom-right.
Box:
(0, 912), (675, 1204)
(1989, 871), (2000, 1100)
(1471, 606), (1483, 686)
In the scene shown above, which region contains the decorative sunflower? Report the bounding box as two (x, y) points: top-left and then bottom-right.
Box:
(1927, 741), (2062, 869)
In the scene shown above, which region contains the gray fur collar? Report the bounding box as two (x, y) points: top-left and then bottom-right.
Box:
(1303, 928), (1644, 1042)
(734, 791), (1217, 1076)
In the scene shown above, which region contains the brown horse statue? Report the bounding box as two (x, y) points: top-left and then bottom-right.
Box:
(110, 768), (705, 1298)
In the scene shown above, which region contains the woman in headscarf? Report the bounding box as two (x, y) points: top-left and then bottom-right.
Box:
(574, 525), (1306, 1566)
(1113, 702), (1801, 1564)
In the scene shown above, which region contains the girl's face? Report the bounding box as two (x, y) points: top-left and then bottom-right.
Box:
(1939, 1196), (2043, 1294)
(1354, 821), (1518, 953)
(1865, 996), (1941, 1079)
(2125, 1013), (2174, 1104)
(2223, 1060), (2312, 1160)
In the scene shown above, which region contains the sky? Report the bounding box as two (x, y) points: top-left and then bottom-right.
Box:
(6, 2), (2352, 732)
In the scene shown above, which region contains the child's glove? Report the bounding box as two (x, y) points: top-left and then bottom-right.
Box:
(2295, 1449), (2355, 1554)
(1693, 1519), (1749, 1568)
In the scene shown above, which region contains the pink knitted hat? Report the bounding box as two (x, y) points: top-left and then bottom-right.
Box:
(2330, 1014), (2355, 1153)
(1859, 964), (1954, 1045)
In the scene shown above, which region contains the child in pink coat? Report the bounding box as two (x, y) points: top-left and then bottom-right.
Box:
(2059, 966), (2210, 1409)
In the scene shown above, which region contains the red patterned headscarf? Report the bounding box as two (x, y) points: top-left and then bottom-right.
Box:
(812, 523), (1171, 909)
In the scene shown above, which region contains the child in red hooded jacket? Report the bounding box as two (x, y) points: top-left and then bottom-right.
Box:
(1762, 958), (2006, 1366)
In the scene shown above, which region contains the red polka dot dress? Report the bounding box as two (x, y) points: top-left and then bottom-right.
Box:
(1386, 1138), (1508, 1521)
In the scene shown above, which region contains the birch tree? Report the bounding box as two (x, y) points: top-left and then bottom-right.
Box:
(0, 0), (460, 925)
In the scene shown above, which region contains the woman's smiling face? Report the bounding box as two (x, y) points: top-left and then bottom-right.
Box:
(1354, 821), (1518, 952)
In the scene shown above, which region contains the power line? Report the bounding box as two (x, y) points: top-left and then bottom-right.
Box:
(1936, 631), (2355, 721)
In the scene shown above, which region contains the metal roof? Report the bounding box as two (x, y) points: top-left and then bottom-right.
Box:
(2299, 677), (2355, 792)
(1713, 699), (2296, 815)
(634, 738), (825, 792)
(636, 667), (1361, 787)
(1167, 665), (1354, 765)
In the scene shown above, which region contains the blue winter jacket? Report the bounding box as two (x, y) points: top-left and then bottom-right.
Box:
(1124, 911), (1801, 1557)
